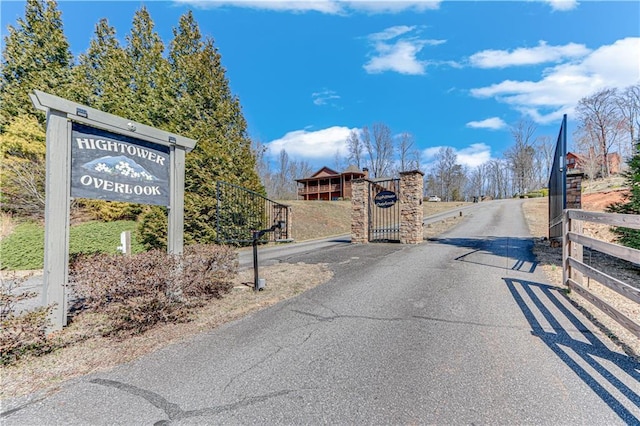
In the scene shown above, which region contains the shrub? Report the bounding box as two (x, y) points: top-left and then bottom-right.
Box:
(0, 273), (56, 365)
(0, 307), (55, 365)
(77, 199), (144, 222)
(137, 206), (168, 251)
(607, 151), (640, 249)
(70, 245), (237, 337)
(180, 244), (237, 299)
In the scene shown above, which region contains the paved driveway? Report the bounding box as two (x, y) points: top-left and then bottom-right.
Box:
(2, 199), (639, 424)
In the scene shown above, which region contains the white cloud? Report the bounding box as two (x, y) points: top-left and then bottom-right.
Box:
(266, 126), (357, 160)
(174, 0), (441, 14)
(312, 89), (341, 106)
(422, 143), (492, 168)
(543, 0), (579, 12)
(469, 41), (590, 68)
(364, 26), (445, 75)
(368, 25), (414, 41)
(470, 37), (640, 124)
(457, 143), (493, 168)
(173, 0), (343, 13)
(466, 117), (507, 130)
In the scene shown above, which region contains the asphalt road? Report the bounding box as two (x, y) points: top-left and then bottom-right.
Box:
(3, 199), (639, 424)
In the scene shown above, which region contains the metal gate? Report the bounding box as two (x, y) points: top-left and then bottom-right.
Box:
(368, 178), (401, 242)
(215, 181), (289, 245)
(548, 114), (567, 242)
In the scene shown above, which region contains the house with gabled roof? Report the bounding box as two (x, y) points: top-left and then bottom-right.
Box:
(295, 165), (367, 200)
(567, 150), (622, 176)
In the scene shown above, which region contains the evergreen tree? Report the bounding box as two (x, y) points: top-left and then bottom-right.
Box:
(607, 148), (640, 249)
(0, 115), (46, 216)
(123, 6), (171, 127)
(0, 0), (71, 216)
(161, 11), (262, 244)
(72, 18), (130, 116)
(0, 0), (72, 129)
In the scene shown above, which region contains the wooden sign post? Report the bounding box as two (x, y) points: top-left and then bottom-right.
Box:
(30, 91), (197, 330)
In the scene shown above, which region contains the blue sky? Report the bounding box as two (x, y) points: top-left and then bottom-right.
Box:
(2, 0), (639, 171)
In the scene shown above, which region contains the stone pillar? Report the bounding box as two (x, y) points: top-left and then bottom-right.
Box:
(399, 170), (424, 244)
(566, 171), (583, 210)
(351, 178), (369, 243)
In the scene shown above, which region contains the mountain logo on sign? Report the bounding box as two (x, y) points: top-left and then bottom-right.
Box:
(82, 155), (158, 181)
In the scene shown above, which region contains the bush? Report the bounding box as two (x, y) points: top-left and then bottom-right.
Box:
(137, 206), (168, 251)
(77, 199), (144, 222)
(1, 273), (56, 365)
(0, 307), (55, 365)
(70, 244), (237, 337)
(524, 191), (544, 198)
(1, 245), (237, 365)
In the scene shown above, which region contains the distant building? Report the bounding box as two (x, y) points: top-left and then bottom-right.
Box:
(566, 150), (621, 176)
(295, 165), (367, 200)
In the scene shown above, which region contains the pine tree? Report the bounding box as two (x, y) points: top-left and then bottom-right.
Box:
(123, 6), (171, 127)
(607, 148), (640, 249)
(160, 11), (262, 244)
(0, 0), (71, 217)
(0, 0), (72, 129)
(72, 18), (129, 116)
(0, 115), (46, 216)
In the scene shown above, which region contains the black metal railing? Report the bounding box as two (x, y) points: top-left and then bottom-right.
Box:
(548, 114), (567, 241)
(215, 181), (289, 245)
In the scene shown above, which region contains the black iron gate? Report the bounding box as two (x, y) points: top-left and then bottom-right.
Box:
(548, 114), (567, 242)
(368, 178), (401, 242)
(215, 181), (289, 245)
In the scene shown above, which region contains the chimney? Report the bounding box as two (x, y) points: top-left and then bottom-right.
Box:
(362, 167), (369, 179)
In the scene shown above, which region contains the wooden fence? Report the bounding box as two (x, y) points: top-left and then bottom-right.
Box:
(563, 209), (640, 338)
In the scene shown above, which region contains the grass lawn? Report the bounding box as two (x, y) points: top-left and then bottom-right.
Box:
(1, 220), (145, 270)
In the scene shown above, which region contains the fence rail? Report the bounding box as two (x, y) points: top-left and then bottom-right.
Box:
(563, 209), (640, 338)
(215, 181), (290, 244)
(298, 184), (341, 195)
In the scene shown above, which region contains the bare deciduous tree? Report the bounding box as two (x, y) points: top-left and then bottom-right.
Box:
(427, 147), (466, 201)
(468, 163), (488, 199)
(486, 159), (510, 199)
(253, 146), (312, 200)
(397, 132), (418, 172)
(363, 123), (395, 178)
(346, 129), (364, 169)
(615, 84), (640, 158)
(576, 88), (624, 178)
(505, 119), (537, 194)
(535, 135), (554, 187)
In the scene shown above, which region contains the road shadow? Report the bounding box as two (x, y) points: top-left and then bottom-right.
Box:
(504, 278), (640, 423)
(431, 236), (538, 273)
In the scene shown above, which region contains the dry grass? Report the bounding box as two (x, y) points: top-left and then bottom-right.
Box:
(285, 200), (469, 242)
(522, 197), (639, 360)
(284, 200), (352, 241)
(0, 213), (16, 241)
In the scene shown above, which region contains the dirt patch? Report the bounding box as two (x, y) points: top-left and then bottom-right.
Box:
(522, 196), (639, 360)
(582, 189), (627, 212)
